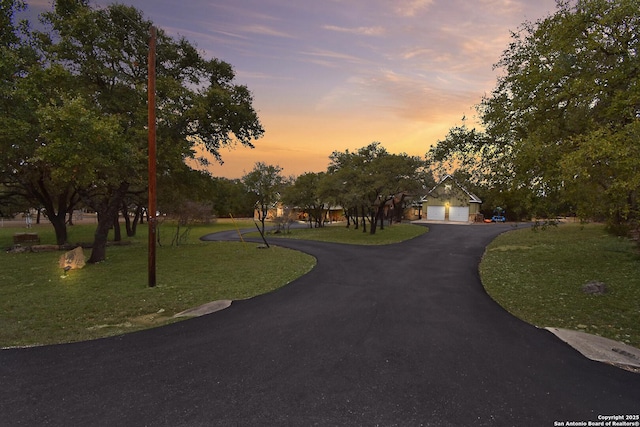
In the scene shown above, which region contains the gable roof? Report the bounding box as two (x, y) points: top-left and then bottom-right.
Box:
(427, 175), (482, 204)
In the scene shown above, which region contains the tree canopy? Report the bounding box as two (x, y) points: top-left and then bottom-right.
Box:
(242, 162), (285, 235)
(281, 172), (328, 228)
(0, 0), (264, 260)
(326, 142), (426, 234)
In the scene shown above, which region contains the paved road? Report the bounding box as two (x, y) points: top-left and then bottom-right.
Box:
(1, 224), (638, 426)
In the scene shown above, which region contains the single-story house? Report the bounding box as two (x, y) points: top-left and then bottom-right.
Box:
(254, 203), (344, 223)
(422, 175), (482, 222)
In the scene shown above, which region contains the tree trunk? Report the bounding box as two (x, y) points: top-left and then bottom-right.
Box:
(129, 204), (142, 237)
(49, 213), (68, 246)
(113, 212), (121, 242)
(370, 206), (379, 235)
(122, 201), (133, 237)
(393, 194), (406, 223)
(172, 222), (181, 246)
(361, 205), (367, 233)
(88, 182), (129, 263)
(33, 182), (77, 245)
(259, 204), (267, 235)
(89, 213), (109, 263)
(353, 206), (358, 230)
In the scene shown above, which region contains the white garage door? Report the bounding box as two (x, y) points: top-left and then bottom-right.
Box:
(449, 206), (469, 222)
(426, 205), (445, 221)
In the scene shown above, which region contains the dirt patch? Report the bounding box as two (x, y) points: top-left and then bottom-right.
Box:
(129, 312), (174, 326)
(87, 310), (173, 331)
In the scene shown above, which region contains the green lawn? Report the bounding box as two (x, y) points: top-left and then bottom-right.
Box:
(259, 222), (428, 245)
(0, 217), (254, 249)
(480, 223), (640, 348)
(0, 219), (315, 347)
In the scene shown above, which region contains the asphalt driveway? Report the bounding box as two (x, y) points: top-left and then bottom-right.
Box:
(1, 223), (638, 426)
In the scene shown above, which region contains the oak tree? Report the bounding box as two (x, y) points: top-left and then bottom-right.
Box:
(242, 162), (285, 235)
(328, 142), (424, 234)
(1, 0), (264, 260)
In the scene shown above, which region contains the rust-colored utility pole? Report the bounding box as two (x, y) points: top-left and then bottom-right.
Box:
(148, 26), (157, 287)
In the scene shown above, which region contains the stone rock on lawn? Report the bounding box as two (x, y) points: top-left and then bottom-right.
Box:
(59, 246), (86, 270)
(582, 281), (607, 295)
(6, 245), (30, 253)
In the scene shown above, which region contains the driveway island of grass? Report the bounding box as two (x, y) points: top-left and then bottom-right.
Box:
(255, 222), (428, 245)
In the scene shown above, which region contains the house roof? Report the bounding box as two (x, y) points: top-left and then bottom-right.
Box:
(427, 175), (482, 204)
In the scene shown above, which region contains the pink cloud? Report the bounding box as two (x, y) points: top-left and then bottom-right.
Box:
(322, 24), (386, 36)
(393, 0), (435, 17)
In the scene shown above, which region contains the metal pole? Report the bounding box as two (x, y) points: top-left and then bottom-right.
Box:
(148, 26), (157, 287)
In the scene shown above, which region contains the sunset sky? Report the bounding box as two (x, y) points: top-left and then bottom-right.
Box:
(26, 0), (558, 179)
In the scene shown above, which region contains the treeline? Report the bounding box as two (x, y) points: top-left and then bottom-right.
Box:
(244, 143), (433, 235)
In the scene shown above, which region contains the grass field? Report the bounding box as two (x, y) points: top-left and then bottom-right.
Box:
(0, 219), (315, 347)
(480, 223), (640, 348)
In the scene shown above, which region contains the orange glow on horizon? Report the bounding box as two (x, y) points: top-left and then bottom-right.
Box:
(193, 109), (469, 179)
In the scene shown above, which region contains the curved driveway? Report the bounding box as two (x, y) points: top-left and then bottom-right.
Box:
(1, 223), (638, 426)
